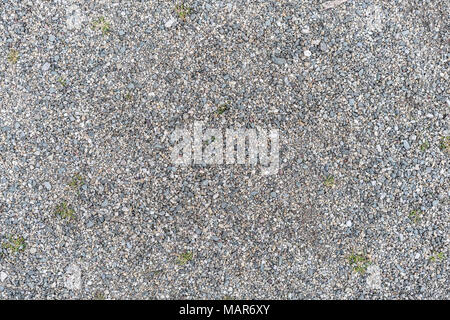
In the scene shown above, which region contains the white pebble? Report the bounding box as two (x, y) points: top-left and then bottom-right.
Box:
(64, 264), (81, 290)
(165, 17), (177, 28)
(301, 27), (310, 34)
(0, 271), (7, 282)
(42, 62), (50, 71)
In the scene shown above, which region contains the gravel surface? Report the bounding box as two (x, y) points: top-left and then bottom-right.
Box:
(0, 0), (448, 299)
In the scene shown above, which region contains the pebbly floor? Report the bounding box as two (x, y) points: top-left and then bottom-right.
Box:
(0, 0), (448, 299)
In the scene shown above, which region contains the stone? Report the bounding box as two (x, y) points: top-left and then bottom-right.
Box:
(0, 272), (7, 282)
(42, 62), (50, 71)
(43, 182), (51, 191)
(64, 264), (81, 290)
(272, 56), (286, 65)
(366, 265), (381, 290)
(165, 17), (177, 28)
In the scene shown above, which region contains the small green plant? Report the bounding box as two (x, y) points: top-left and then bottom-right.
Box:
(151, 269), (164, 275)
(93, 290), (105, 300)
(7, 49), (19, 64)
(54, 201), (75, 220)
(176, 251), (193, 265)
(203, 136), (216, 146)
(68, 173), (84, 190)
(429, 252), (446, 262)
(2, 235), (26, 253)
(216, 103), (229, 115)
(175, 4), (192, 20)
(148, 269), (164, 279)
(347, 252), (371, 274)
(439, 136), (449, 153)
(323, 175), (335, 187)
(57, 77), (67, 87)
(92, 17), (111, 35)
(409, 210), (423, 223)
(124, 92), (133, 101)
(419, 141), (429, 152)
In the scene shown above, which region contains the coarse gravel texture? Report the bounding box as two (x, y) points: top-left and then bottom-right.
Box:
(0, 0), (448, 299)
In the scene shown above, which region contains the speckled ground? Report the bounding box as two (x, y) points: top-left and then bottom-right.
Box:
(0, 0), (448, 299)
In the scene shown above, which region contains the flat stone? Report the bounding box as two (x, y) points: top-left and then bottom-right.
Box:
(165, 17), (177, 28)
(403, 141), (410, 150)
(42, 62), (50, 71)
(272, 56), (286, 65)
(64, 264), (81, 290)
(0, 272), (7, 282)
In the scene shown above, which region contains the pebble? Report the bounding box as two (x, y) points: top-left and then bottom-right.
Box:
(403, 141), (410, 150)
(42, 62), (50, 71)
(272, 56), (286, 65)
(0, 272), (7, 282)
